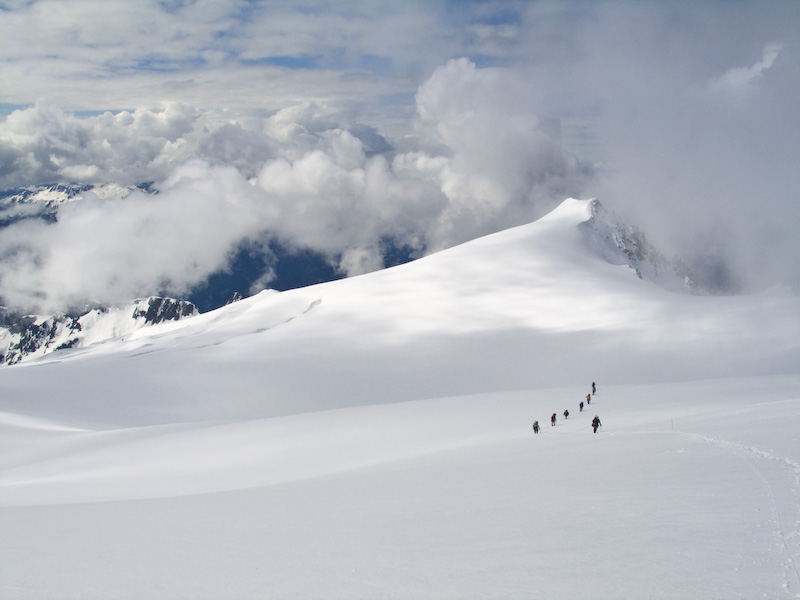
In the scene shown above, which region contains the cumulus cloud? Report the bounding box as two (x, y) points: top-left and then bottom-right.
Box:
(0, 101), (203, 187)
(254, 59), (587, 267)
(415, 58), (589, 249)
(2, 1), (799, 312)
(0, 58), (590, 312)
(0, 161), (271, 310)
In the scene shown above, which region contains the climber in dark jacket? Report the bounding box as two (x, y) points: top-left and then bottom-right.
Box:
(592, 415), (602, 433)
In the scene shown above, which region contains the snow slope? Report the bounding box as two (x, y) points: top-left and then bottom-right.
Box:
(1, 198), (799, 599)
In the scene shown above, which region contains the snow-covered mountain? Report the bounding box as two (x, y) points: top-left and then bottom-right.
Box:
(1, 198), (798, 599)
(0, 183), (147, 224)
(0, 184), (708, 320)
(0, 197), (701, 367)
(0, 296), (197, 365)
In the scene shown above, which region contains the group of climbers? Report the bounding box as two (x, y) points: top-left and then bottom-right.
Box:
(532, 382), (602, 434)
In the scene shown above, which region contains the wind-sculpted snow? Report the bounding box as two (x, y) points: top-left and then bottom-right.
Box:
(0, 394), (519, 506)
(1, 198), (799, 599)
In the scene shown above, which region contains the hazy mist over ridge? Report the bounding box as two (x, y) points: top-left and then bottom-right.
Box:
(1, 1), (798, 312)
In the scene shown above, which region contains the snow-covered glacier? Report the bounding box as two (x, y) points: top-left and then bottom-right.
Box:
(1, 198), (798, 599)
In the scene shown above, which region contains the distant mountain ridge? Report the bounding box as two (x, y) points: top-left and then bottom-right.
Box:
(0, 296), (197, 366)
(0, 183), (150, 225)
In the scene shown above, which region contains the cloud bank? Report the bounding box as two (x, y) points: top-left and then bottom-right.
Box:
(1, 1), (799, 312)
(0, 59), (586, 312)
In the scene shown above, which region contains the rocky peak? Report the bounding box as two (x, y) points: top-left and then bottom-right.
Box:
(581, 199), (701, 294)
(0, 296), (197, 366)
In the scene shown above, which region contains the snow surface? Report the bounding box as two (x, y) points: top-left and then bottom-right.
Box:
(1, 198), (799, 599)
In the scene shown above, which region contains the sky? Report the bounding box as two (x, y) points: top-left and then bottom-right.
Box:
(0, 0), (799, 312)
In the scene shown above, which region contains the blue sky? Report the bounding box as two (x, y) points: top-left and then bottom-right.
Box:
(0, 0), (799, 310)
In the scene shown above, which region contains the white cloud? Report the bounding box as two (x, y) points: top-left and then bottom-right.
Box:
(415, 58), (588, 249)
(0, 161), (272, 311)
(1, 1), (800, 310)
(0, 0), (446, 123)
(0, 101), (203, 187)
(709, 44), (785, 95)
(0, 56), (593, 312)
(571, 6), (800, 291)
